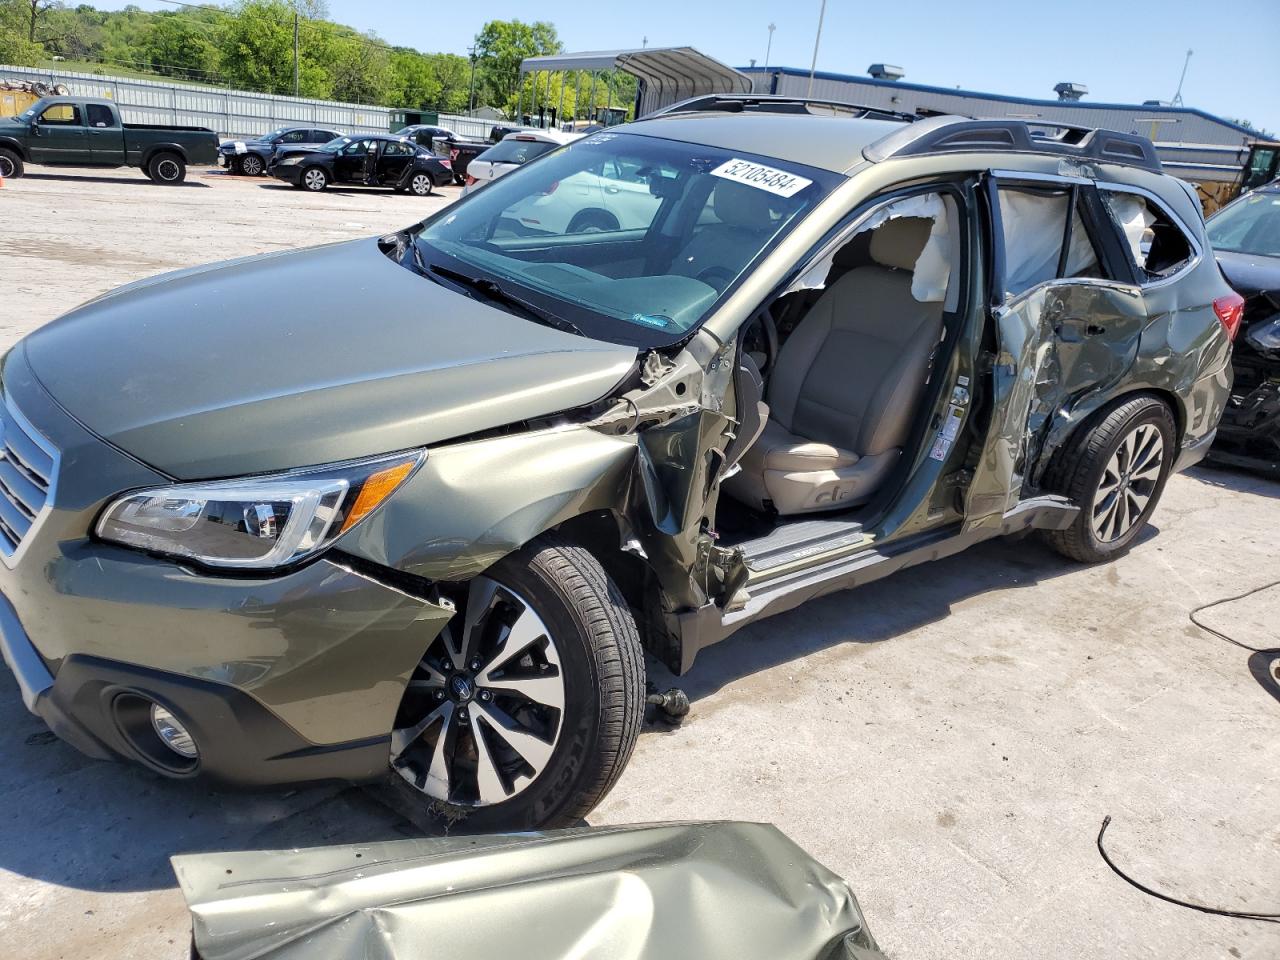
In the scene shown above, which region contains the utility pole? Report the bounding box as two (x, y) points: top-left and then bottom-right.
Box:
(467, 43), (477, 114)
(292, 9), (299, 96)
(1171, 48), (1192, 107)
(807, 0), (826, 98)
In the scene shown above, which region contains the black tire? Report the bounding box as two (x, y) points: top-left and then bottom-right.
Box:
(239, 153), (264, 176)
(300, 166), (329, 191)
(407, 171), (433, 197)
(148, 151), (186, 185)
(453, 172), (466, 185)
(567, 209), (620, 233)
(377, 534), (645, 831)
(0, 148), (23, 180)
(1040, 394), (1177, 563)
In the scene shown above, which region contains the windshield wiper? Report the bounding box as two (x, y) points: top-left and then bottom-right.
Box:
(426, 260), (586, 337)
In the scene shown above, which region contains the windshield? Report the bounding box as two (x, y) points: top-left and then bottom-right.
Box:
(1208, 191), (1280, 257)
(413, 131), (840, 347)
(260, 128), (289, 143)
(479, 138), (560, 165)
(319, 137), (353, 153)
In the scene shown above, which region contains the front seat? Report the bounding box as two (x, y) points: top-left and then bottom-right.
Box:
(671, 180), (776, 289)
(725, 217), (945, 515)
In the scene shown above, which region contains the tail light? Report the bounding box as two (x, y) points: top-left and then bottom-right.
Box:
(1213, 292), (1245, 341)
(449, 148), (459, 161)
(465, 174), (477, 186)
(439, 158), (451, 169)
(542, 180), (560, 196)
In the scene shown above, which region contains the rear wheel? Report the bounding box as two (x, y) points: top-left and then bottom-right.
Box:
(0, 148), (22, 179)
(239, 154), (264, 176)
(567, 209), (620, 233)
(408, 172), (433, 196)
(381, 535), (645, 830)
(1041, 395), (1176, 563)
(148, 151), (186, 185)
(301, 166), (329, 191)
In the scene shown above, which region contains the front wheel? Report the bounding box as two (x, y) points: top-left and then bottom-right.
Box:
(1041, 395), (1176, 563)
(381, 535), (645, 830)
(148, 151), (186, 184)
(0, 148), (23, 180)
(239, 153), (264, 176)
(301, 166), (329, 191)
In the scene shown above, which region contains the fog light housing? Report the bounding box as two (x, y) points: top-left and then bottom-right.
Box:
(151, 704), (198, 759)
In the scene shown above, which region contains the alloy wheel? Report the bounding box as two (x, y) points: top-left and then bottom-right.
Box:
(0, 154), (14, 178)
(410, 173), (431, 195)
(303, 169), (327, 191)
(155, 158), (181, 182)
(391, 576), (565, 807)
(1091, 422), (1164, 543)
(240, 155), (263, 176)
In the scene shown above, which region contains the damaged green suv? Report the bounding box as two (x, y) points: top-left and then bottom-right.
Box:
(0, 97), (1236, 829)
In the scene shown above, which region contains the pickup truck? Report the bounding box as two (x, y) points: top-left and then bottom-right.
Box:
(0, 96), (219, 184)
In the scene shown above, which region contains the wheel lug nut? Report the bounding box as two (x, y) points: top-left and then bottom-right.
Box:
(434, 690), (445, 700)
(479, 690), (492, 702)
(469, 659), (482, 671)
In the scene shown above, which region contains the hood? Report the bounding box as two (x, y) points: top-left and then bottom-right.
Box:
(22, 239), (637, 479)
(173, 822), (887, 960)
(1215, 250), (1280, 297)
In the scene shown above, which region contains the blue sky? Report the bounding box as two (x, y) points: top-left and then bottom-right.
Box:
(97, 0), (1280, 131)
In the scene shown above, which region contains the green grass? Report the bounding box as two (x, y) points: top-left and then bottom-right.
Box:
(34, 59), (226, 90)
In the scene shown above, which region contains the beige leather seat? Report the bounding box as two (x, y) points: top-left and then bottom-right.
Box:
(671, 181), (776, 288)
(725, 217), (945, 515)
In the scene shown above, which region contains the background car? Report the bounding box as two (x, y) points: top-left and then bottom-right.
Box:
(1206, 182), (1280, 473)
(496, 151), (660, 234)
(220, 126), (340, 176)
(461, 129), (580, 195)
(269, 134), (451, 194)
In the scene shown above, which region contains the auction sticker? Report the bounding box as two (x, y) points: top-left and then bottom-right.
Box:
(710, 158), (812, 198)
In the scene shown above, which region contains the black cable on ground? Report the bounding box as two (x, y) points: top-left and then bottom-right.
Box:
(1097, 816), (1280, 923)
(1092, 581), (1280, 923)
(1188, 578), (1280, 654)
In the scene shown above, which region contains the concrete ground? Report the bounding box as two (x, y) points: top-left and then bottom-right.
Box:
(1, 165), (1278, 960)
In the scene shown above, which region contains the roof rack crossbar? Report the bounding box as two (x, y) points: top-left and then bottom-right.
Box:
(644, 93), (917, 124)
(863, 116), (1162, 173)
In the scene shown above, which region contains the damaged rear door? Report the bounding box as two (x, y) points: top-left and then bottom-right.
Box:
(965, 172), (1148, 528)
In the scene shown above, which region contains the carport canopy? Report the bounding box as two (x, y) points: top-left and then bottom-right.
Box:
(519, 47), (750, 120)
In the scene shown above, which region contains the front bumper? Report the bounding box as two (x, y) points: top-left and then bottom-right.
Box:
(1209, 359), (1280, 475)
(270, 164), (304, 184)
(0, 347), (453, 786)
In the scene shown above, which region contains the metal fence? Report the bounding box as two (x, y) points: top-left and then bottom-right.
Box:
(0, 64), (495, 141)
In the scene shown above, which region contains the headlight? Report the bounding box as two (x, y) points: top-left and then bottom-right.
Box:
(279, 155), (303, 165)
(96, 451), (423, 569)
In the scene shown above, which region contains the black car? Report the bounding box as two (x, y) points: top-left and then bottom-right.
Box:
(1206, 181), (1280, 474)
(268, 134), (452, 195)
(219, 126), (342, 176)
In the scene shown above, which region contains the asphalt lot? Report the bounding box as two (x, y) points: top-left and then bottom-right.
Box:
(1, 164), (1279, 960)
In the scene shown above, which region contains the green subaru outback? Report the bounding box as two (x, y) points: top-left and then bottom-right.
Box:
(0, 96), (1239, 829)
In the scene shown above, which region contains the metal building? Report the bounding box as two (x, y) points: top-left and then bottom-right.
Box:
(744, 66), (1259, 185)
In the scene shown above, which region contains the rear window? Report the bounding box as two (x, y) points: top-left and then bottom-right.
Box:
(1207, 191), (1280, 258)
(1100, 190), (1196, 281)
(480, 139), (559, 165)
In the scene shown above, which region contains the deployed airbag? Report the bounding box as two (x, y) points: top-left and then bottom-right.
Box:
(173, 821), (887, 960)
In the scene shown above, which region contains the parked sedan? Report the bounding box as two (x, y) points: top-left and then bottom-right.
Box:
(220, 126), (340, 176)
(1206, 182), (1280, 474)
(270, 135), (452, 195)
(461, 129), (580, 196)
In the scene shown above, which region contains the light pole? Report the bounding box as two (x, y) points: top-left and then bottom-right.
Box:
(764, 23), (775, 72)
(807, 0), (826, 98)
(1171, 48), (1192, 107)
(467, 43), (477, 115)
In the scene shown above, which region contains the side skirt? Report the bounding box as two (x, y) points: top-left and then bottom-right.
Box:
(671, 495), (1078, 674)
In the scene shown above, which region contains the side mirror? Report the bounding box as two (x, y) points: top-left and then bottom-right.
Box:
(30, 122), (40, 137)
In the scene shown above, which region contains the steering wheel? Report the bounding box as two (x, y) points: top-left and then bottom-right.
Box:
(743, 307), (780, 378)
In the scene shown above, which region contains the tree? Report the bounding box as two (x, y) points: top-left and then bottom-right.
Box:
(143, 13), (218, 80)
(21, 0), (58, 43)
(0, 0), (45, 64)
(474, 19), (561, 116)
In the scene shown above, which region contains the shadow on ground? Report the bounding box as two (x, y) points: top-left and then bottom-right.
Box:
(1188, 461), (1280, 499)
(22, 172), (210, 188)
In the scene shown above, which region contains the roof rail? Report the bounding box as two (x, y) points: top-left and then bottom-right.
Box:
(645, 93), (917, 124)
(863, 115), (1162, 173)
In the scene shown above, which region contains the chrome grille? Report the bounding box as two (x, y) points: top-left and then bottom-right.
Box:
(0, 399), (54, 557)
